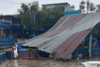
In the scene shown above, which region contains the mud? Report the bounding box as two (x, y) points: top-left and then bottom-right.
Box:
(1, 57), (100, 67)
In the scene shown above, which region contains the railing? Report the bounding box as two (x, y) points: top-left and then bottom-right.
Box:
(0, 37), (16, 48)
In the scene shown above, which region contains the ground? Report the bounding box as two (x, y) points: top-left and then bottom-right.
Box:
(1, 57), (100, 67)
(0, 59), (85, 67)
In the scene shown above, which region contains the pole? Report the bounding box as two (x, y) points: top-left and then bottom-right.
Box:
(10, 17), (12, 34)
(88, 34), (92, 59)
(87, 0), (90, 13)
(10, 17), (12, 38)
(34, 12), (35, 35)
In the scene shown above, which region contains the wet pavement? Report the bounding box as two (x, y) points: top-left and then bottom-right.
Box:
(0, 57), (100, 67)
(0, 60), (83, 67)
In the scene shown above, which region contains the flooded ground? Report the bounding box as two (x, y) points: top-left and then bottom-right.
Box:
(0, 57), (100, 67)
(1, 57), (100, 67)
(0, 59), (84, 67)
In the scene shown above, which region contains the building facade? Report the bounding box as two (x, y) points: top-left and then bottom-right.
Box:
(42, 2), (70, 11)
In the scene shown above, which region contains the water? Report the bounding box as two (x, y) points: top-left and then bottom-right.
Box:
(1, 57), (100, 67)
(0, 59), (83, 67)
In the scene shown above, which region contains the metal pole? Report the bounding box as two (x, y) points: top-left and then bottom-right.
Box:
(34, 20), (35, 35)
(10, 17), (12, 39)
(87, 0), (90, 14)
(88, 34), (92, 59)
(34, 12), (35, 35)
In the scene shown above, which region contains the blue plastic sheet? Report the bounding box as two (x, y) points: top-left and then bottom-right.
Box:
(18, 43), (26, 50)
(84, 38), (97, 45)
(95, 41), (100, 48)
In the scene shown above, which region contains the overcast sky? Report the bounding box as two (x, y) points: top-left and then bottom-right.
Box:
(0, 0), (100, 15)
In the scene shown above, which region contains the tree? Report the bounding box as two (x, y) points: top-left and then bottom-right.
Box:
(79, 0), (85, 13)
(79, 0), (97, 13)
(81, 0), (85, 4)
(17, 3), (29, 26)
(17, 1), (64, 31)
(90, 3), (96, 12)
(96, 4), (100, 12)
(17, 1), (39, 30)
(70, 5), (75, 10)
(86, 0), (90, 13)
(79, 4), (85, 13)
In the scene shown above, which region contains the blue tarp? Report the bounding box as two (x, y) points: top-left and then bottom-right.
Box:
(31, 35), (36, 38)
(18, 43), (26, 50)
(84, 38), (97, 45)
(95, 41), (100, 48)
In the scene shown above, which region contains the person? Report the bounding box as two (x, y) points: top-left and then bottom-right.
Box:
(12, 40), (18, 58)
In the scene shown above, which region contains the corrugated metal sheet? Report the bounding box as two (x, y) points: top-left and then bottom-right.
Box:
(51, 30), (91, 58)
(22, 12), (100, 59)
(17, 39), (25, 44)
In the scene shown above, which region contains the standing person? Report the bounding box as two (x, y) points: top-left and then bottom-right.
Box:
(12, 40), (18, 58)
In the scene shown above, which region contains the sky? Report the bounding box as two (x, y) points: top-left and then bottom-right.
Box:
(0, 0), (100, 15)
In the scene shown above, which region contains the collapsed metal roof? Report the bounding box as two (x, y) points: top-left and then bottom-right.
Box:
(22, 12), (100, 59)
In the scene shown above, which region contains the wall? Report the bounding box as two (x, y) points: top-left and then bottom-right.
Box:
(64, 10), (81, 17)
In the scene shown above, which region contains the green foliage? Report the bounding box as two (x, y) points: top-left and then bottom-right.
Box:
(86, 0), (90, 13)
(17, 1), (64, 30)
(70, 5), (75, 10)
(79, 1), (85, 13)
(81, 1), (85, 4)
(79, 0), (96, 13)
(90, 3), (96, 12)
(96, 4), (100, 12)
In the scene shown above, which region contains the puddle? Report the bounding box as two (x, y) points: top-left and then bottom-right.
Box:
(1, 57), (100, 67)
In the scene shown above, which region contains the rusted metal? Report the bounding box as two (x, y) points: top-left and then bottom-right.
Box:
(21, 49), (49, 60)
(11, 51), (37, 59)
(29, 48), (39, 58)
(51, 29), (91, 58)
(59, 30), (91, 58)
(23, 17), (68, 43)
(22, 12), (100, 59)
(17, 39), (25, 44)
(10, 49), (49, 60)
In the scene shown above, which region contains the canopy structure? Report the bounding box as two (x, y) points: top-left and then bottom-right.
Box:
(0, 16), (20, 26)
(0, 16), (20, 24)
(23, 12), (100, 59)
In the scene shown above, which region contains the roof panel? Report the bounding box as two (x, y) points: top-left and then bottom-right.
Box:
(22, 12), (100, 59)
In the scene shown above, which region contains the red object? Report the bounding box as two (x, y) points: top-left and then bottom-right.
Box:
(12, 47), (16, 50)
